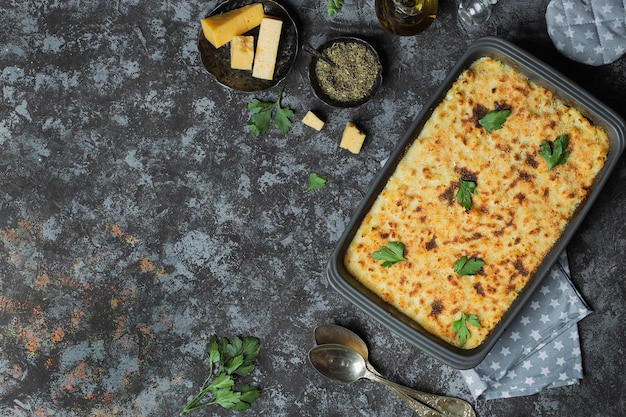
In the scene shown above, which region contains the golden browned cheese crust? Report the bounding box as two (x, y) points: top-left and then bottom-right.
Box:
(344, 57), (610, 349)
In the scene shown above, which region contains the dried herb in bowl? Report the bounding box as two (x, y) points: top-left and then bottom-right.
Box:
(312, 39), (381, 106)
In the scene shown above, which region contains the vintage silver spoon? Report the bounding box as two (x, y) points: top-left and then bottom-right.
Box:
(309, 343), (444, 416)
(314, 325), (475, 417)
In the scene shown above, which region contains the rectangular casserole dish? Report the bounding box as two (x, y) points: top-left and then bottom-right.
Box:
(326, 36), (626, 369)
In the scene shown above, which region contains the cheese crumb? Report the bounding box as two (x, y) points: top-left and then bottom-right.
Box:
(302, 111), (325, 131)
(340, 121), (366, 154)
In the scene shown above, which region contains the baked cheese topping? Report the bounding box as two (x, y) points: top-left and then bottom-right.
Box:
(344, 57), (610, 349)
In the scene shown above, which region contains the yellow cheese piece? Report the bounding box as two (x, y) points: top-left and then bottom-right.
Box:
(201, 3), (264, 49)
(252, 17), (283, 80)
(340, 121), (366, 154)
(230, 35), (255, 70)
(302, 111), (325, 131)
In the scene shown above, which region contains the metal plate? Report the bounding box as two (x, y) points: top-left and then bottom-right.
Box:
(326, 36), (626, 369)
(197, 0), (298, 92)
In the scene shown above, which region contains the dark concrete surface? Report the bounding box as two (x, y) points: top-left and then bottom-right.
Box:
(1, 0), (625, 416)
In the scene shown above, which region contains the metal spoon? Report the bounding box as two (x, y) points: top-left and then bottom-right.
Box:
(309, 343), (444, 416)
(309, 344), (444, 417)
(314, 325), (475, 417)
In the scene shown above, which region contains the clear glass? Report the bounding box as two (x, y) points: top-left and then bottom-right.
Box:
(458, 0), (498, 27)
(376, 0), (438, 36)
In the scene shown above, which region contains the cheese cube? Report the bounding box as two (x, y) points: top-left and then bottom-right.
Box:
(201, 3), (264, 49)
(340, 122), (366, 154)
(302, 111), (325, 131)
(230, 36), (255, 70)
(252, 17), (283, 80)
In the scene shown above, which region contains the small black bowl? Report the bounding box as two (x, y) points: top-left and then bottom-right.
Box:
(308, 37), (383, 108)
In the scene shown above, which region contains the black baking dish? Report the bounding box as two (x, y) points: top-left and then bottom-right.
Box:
(326, 36), (626, 369)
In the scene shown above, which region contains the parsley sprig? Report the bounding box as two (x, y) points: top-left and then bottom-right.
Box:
(538, 134), (570, 171)
(246, 86), (293, 136)
(452, 312), (481, 347)
(455, 178), (477, 211)
(479, 109), (510, 133)
(327, 0), (344, 17)
(305, 172), (327, 192)
(372, 242), (407, 268)
(453, 256), (484, 276)
(180, 335), (261, 415)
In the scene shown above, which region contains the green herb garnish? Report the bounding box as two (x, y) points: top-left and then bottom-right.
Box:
(327, 0), (344, 17)
(453, 256), (484, 276)
(538, 134), (570, 171)
(246, 86), (293, 136)
(372, 242), (407, 268)
(455, 178), (477, 211)
(305, 172), (327, 192)
(180, 335), (261, 415)
(452, 312), (481, 347)
(479, 109), (510, 133)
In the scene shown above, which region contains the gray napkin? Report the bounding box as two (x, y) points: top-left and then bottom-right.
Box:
(461, 252), (591, 400)
(546, 0), (626, 66)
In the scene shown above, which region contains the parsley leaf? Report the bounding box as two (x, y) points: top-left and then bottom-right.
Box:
(452, 312), (481, 347)
(233, 385), (261, 411)
(247, 100), (273, 136)
(455, 178), (476, 211)
(453, 256), (484, 276)
(327, 0), (344, 17)
(209, 373), (236, 391)
(538, 134), (570, 171)
(479, 109), (510, 133)
(180, 336), (261, 415)
(273, 89), (294, 134)
(206, 335), (220, 375)
(211, 388), (241, 409)
(372, 242), (407, 268)
(246, 86), (293, 136)
(305, 172), (327, 192)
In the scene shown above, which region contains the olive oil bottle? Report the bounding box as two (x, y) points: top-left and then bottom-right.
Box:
(375, 0), (438, 36)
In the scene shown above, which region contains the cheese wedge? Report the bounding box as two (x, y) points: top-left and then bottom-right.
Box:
(252, 17), (283, 80)
(302, 111), (325, 131)
(201, 3), (264, 49)
(231, 35), (255, 70)
(340, 121), (366, 154)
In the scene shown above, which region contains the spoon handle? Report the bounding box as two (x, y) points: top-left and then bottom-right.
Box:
(372, 377), (445, 416)
(365, 367), (475, 417)
(394, 386), (475, 417)
(302, 43), (337, 67)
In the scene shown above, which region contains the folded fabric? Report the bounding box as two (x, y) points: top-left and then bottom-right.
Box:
(546, 0), (626, 65)
(461, 251), (592, 400)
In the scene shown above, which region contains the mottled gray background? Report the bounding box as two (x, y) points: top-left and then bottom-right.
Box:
(1, 0), (624, 416)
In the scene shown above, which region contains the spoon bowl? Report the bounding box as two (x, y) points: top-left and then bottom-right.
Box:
(309, 343), (367, 384)
(314, 324), (369, 360)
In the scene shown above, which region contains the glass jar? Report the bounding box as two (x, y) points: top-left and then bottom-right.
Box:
(457, 0), (499, 27)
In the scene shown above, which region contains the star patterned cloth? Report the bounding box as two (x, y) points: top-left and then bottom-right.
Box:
(546, 0), (626, 65)
(461, 251), (591, 400)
